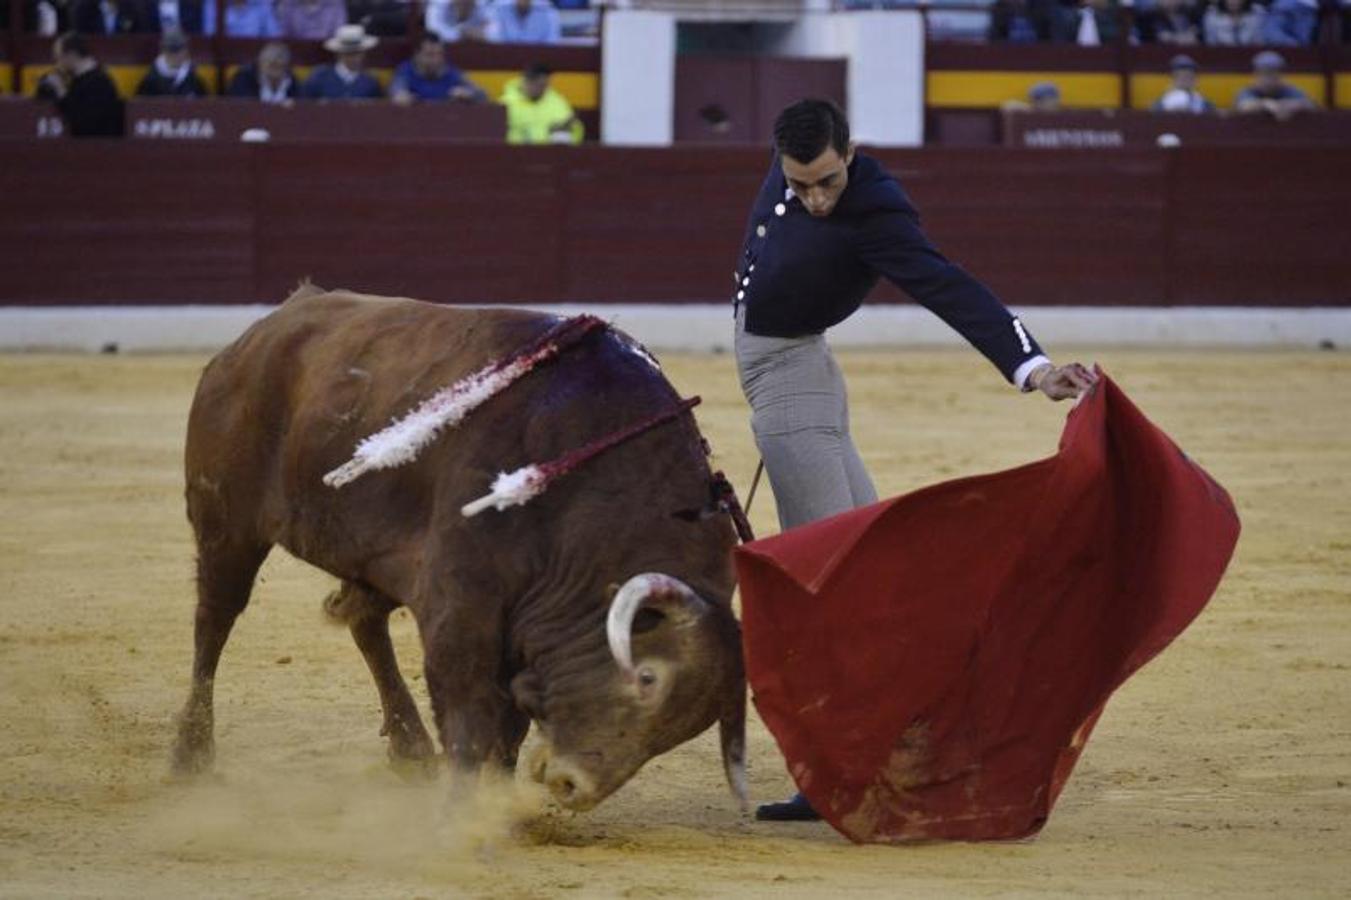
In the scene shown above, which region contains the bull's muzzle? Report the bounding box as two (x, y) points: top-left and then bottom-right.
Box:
(528, 744), (601, 810)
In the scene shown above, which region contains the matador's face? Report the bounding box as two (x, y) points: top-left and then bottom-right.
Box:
(781, 145), (855, 218)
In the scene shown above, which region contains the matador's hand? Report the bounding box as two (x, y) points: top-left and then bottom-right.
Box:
(1029, 362), (1097, 401)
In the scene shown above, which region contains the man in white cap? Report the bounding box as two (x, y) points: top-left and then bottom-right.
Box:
(303, 23), (383, 99)
(1151, 55), (1215, 114)
(1235, 50), (1316, 121)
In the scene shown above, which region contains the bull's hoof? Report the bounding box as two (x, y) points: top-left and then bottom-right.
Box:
(385, 724), (438, 779)
(169, 736), (215, 777)
(170, 706), (216, 777)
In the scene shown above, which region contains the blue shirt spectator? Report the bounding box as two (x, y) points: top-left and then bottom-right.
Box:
(1234, 51), (1317, 120)
(493, 0), (561, 44)
(390, 35), (487, 104)
(425, 0), (499, 41)
(1261, 0), (1318, 45)
(304, 24), (384, 99)
(203, 0), (281, 37)
(988, 0), (1056, 42)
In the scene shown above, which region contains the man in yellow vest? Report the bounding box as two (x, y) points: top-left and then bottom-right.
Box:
(501, 63), (582, 144)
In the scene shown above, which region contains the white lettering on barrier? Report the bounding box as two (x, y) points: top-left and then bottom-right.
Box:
(1022, 129), (1126, 149)
(132, 118), (218, 140)
(36, 116), (64, 138)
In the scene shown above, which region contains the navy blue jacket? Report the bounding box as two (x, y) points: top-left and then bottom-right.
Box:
(735, 152), (1044, 385)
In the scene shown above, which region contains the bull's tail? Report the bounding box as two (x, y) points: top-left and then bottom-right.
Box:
(282, 279), (327, 305)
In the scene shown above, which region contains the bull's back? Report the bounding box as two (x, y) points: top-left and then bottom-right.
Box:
(185, 291), (552, 543)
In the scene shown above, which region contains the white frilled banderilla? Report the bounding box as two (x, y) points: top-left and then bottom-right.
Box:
(323, 314), (606, 489)
(322, 314), (704, 522)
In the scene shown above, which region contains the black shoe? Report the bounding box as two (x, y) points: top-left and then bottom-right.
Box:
(755, 792), (821, 821)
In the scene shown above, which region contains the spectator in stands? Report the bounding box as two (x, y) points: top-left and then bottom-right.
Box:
(203, 0), (281, 37)
(1138, 0), (1203, 43)
(145, 0), (207, 34)
(1053, 0), (1122, 44)
(1235, 50), (1317, 119)
(11, 0), (69, 35)
(1001, 81), (1061, 111)
(1028, 81), (1061, 110)
(304, 24), (383, 99)
(501, 62), (580, 143)
(1203, 0), (1266, 44)
(1261, 0), (1318, 44)
(1151, 54), (1215, 113)
(425, 0), (499, 42)
(390, 34), (487, 105)
(494, 0), (561, 44)
(988, 0), (1056, 41)
(227, 41), (299, 103)
(70, 0), (142, 34)
(38, 32), (124, 137)
(277, 0), (348, 41)
(135, 27), (209, 96)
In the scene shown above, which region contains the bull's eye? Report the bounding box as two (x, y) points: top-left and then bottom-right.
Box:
(637, 668), (658, 688)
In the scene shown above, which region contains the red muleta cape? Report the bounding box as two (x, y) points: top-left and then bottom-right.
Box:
(735, 372), (1240, 843)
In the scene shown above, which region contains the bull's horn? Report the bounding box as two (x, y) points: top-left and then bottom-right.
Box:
(721, 682), (749, 812)
(605, 573), (704, 675)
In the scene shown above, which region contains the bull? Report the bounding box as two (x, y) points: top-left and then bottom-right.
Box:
(171, 286), (747, 812)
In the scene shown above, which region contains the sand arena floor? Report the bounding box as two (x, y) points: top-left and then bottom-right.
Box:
(0, 347), (1347, 898)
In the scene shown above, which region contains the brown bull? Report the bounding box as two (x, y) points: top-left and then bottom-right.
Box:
(171, 286), (746, 811)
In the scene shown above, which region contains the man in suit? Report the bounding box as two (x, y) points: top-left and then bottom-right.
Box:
(39, 31), (124, 136)
(733, 100), (1095, 821)
(134, 28), (209, 97)
(227, 41), (299, 103)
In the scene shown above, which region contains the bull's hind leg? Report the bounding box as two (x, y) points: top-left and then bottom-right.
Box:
(324, 582), (436, 768)
(171, 538), (270, 775)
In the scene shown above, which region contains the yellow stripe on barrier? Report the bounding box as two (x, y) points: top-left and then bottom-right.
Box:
(1131, 72), (1327, 110)
(928, 71), (1122, 108)
(0, 63), (12, 95)
(21, 64), (53, 97)
(1335, 73), (1351, 110)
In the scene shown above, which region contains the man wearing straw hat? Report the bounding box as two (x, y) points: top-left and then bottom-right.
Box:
(303, 23), (383, 99)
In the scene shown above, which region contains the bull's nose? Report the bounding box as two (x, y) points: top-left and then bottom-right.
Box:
(542, 761), (598, 810)
(548, 774), (577, 802)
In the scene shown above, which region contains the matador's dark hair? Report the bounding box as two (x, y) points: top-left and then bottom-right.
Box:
(772, 98), (850, 164)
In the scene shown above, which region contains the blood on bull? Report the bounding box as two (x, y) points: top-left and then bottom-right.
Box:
(170, 284), (748, 812)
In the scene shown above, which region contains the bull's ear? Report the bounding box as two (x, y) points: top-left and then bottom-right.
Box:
(510, 670), (545, 720)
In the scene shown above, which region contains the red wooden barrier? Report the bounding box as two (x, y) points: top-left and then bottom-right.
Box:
(0, 143), (1347, 306)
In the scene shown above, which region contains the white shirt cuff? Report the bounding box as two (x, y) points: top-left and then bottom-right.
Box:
(1013, 355), (1052, 391)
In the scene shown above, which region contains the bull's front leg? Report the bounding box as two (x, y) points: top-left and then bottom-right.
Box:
(419, 605), (529, 785)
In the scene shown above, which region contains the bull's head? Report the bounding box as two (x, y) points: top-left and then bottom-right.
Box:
(519, 573), (746, 813)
